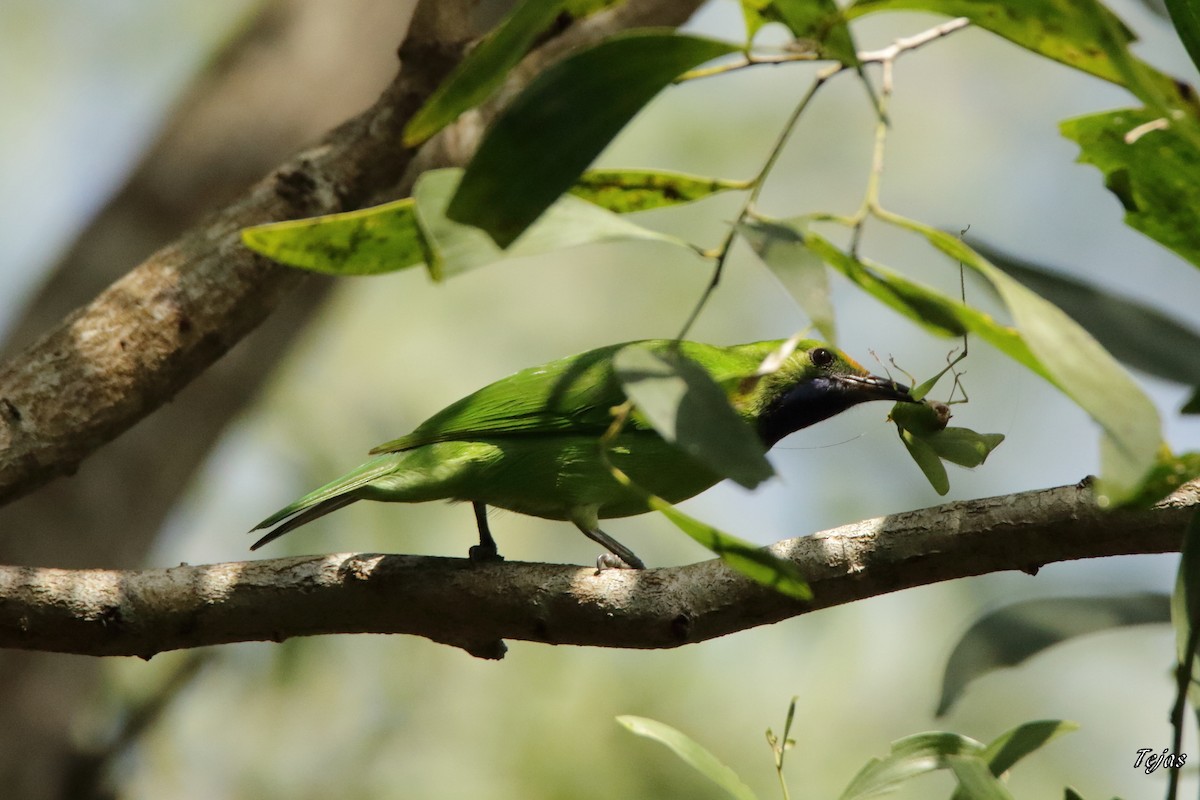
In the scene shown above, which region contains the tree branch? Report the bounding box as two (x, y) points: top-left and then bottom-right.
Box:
(0, 0), (706, 508)
(0, 6), (414, 798)
(2, 481), (1194, 659)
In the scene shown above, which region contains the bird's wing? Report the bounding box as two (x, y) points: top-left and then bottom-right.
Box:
(369, 340), (774, 454)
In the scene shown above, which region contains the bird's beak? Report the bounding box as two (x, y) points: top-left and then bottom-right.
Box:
(835, 373), (913, 403)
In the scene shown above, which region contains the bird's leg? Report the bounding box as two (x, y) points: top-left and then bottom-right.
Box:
(573, 522), (646, 571)
(469, 502), (504, 563)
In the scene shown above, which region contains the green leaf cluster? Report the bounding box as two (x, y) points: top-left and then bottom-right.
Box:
(619, 711), (1076, 800)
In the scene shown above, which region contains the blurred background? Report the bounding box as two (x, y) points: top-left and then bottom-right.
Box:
(2, 0), (1199, 797)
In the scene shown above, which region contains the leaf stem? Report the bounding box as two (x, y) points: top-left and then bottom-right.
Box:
(1166, 617), (1197, 800)
(676, 63), (838, 340)
(675, 17), (971, 339)
(773, 697), (799, 800)
(678, 51), (817, 82)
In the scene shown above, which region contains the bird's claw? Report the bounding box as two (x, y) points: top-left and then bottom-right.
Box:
(468, 543), (505, 563)
(594, 553), (643, 573)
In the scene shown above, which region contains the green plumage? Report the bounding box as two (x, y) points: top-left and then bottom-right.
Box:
(251, 339), (911, 567)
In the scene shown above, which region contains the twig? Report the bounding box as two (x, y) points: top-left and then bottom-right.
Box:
(1166, 622), (1196, 800)
(675, 17), (971, 338)
(858, 17), (970, 65)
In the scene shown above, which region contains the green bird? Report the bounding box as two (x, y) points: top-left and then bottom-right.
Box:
(250, 339), (911, 568)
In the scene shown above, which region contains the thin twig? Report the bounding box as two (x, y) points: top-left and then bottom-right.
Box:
(674, 17), (971, 338)
(1166, 622), (1197, 800)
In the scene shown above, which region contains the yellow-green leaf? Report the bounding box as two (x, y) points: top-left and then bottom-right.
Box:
(241, 198), (428, 276)
(571, 169), (750, 213)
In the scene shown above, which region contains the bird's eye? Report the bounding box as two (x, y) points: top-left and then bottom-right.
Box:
(810, 347), (834, 367)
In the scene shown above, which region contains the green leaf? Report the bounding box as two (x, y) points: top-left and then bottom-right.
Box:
(605, 461), (810, 599)
(448, 31), (740, 247)
(651, 496), (812, 600)
(946, 756), (1015, 800)
(948, 720), (1078, 800)
(614, 345), (775, 490)
(414, 168), (696, 281)
(402, 0), (572, 147)
(839, 732), (986, 800)
(973, 239), (1200, 406)
(748, 0), (860, 65)
(871, 217), (1163, 506)
(1062, 107), (1200, 271)
(928, 429), (1005, 468)
(899, 428), (949, 494)
(978, 720), (1079, 778)
(936, 594), (1171, 715)
(739, 219), (837, 342)
(1166, 0), (1200, 75)
(241, 198), (429, 276)
(847, 0), (1136, 86)
(798, 229), (1044, 377)
(571, 169), (750, 213)
(801, 231), (1013, 346)
(616, 716), (761, 800)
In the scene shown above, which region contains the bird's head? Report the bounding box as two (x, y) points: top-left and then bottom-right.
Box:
(752, 341), (913, 447)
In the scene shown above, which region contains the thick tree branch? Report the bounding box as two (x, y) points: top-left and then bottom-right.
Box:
(0, 6), (411, 798)
(2, 481), (1194, 659)
(0, 0), (705, 508)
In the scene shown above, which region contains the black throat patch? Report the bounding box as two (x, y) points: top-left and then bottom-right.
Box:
(756, 376), (863, 448)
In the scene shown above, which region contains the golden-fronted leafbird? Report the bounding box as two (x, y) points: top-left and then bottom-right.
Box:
(250, 339), (911, 568)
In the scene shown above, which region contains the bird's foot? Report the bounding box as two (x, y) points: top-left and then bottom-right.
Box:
(594, 552), (645, 573)
(574, 521), (646, 572)
(468, 543), (505, 563)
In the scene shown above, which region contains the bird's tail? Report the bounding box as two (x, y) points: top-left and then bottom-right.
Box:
(249, 496), (358, 550)
(249, 455), (401, 550)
